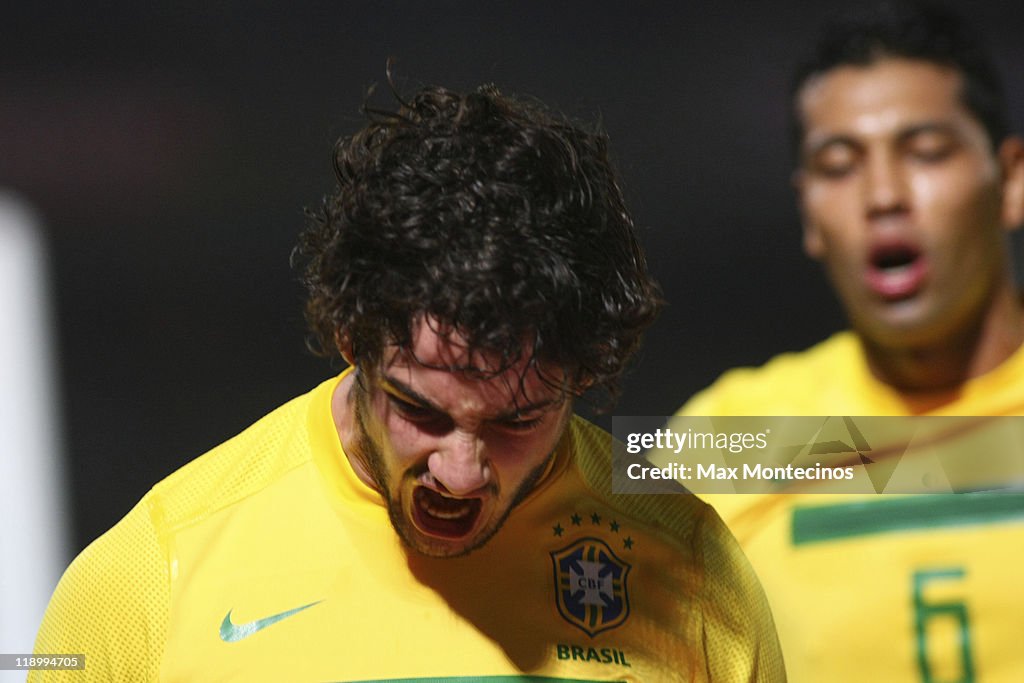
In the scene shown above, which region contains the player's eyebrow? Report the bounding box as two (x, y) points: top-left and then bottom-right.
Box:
(493, 396), (564, 422)
(380, 376), (443, 412)
(895, 121), (959, 143)
(381, 374), (562, 421)
(804, 121), (960, 158)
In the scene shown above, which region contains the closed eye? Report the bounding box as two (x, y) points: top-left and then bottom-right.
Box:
(907, 142), (955, 163)
(902, 126), (960, 164)
(807, 140), (860, 179)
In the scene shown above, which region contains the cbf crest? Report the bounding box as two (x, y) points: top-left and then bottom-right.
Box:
(551, 537), (631, 636)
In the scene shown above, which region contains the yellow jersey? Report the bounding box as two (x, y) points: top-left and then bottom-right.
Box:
(34, 372), (784, 682)
(680, 331), (1024, 683)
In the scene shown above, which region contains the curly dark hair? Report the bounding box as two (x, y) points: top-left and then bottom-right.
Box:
(295, 82), (661, 405)
(791, 1), (1009, 157)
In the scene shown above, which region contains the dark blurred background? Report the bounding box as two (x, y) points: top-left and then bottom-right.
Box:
(2, 1), (1022, 555)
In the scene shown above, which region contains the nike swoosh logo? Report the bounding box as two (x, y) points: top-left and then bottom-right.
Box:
(219, 600), (322, 642)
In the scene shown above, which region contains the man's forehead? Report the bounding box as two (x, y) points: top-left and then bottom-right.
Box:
(380, 346), (564, 399)
(385, 316), (556, 376)
(370, 320), (567, 405)
(798, 58), (968, 142)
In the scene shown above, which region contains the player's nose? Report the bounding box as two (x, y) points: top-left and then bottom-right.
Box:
(427, 430), (490, 495)
(864, 151), (910, 220)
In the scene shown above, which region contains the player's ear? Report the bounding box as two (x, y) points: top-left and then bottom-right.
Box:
(793, 169), (825, 259)
(335, 330), (355, 366)
(998, 135), (1024, 232)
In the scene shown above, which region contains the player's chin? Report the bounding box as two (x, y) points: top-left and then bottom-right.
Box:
(856, 295), (946, 346)
(401, 523), (498, 558)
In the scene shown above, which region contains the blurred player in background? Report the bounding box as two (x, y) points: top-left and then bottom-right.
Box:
(33, 81), (784, 681)
(0, 194), (67, 683)
(679, 1), (1024, 681)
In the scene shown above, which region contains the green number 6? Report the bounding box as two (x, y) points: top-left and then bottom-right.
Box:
(913, 568), (975, 683)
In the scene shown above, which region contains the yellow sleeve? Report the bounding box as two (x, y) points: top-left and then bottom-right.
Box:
(30, 496), (169, 682)
(696, 504), (786, 682)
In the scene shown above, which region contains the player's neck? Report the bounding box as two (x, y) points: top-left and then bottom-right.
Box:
(332, 371), (380, 491)
(861, 286), (1024, 395)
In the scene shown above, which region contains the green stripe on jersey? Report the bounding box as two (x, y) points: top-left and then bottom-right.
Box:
(792, 493), (1024, 546)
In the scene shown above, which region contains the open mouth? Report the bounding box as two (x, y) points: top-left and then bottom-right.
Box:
(866, 242), (927, 300)
(872, 244), (920, 274)
(411, 486), (483, 538)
